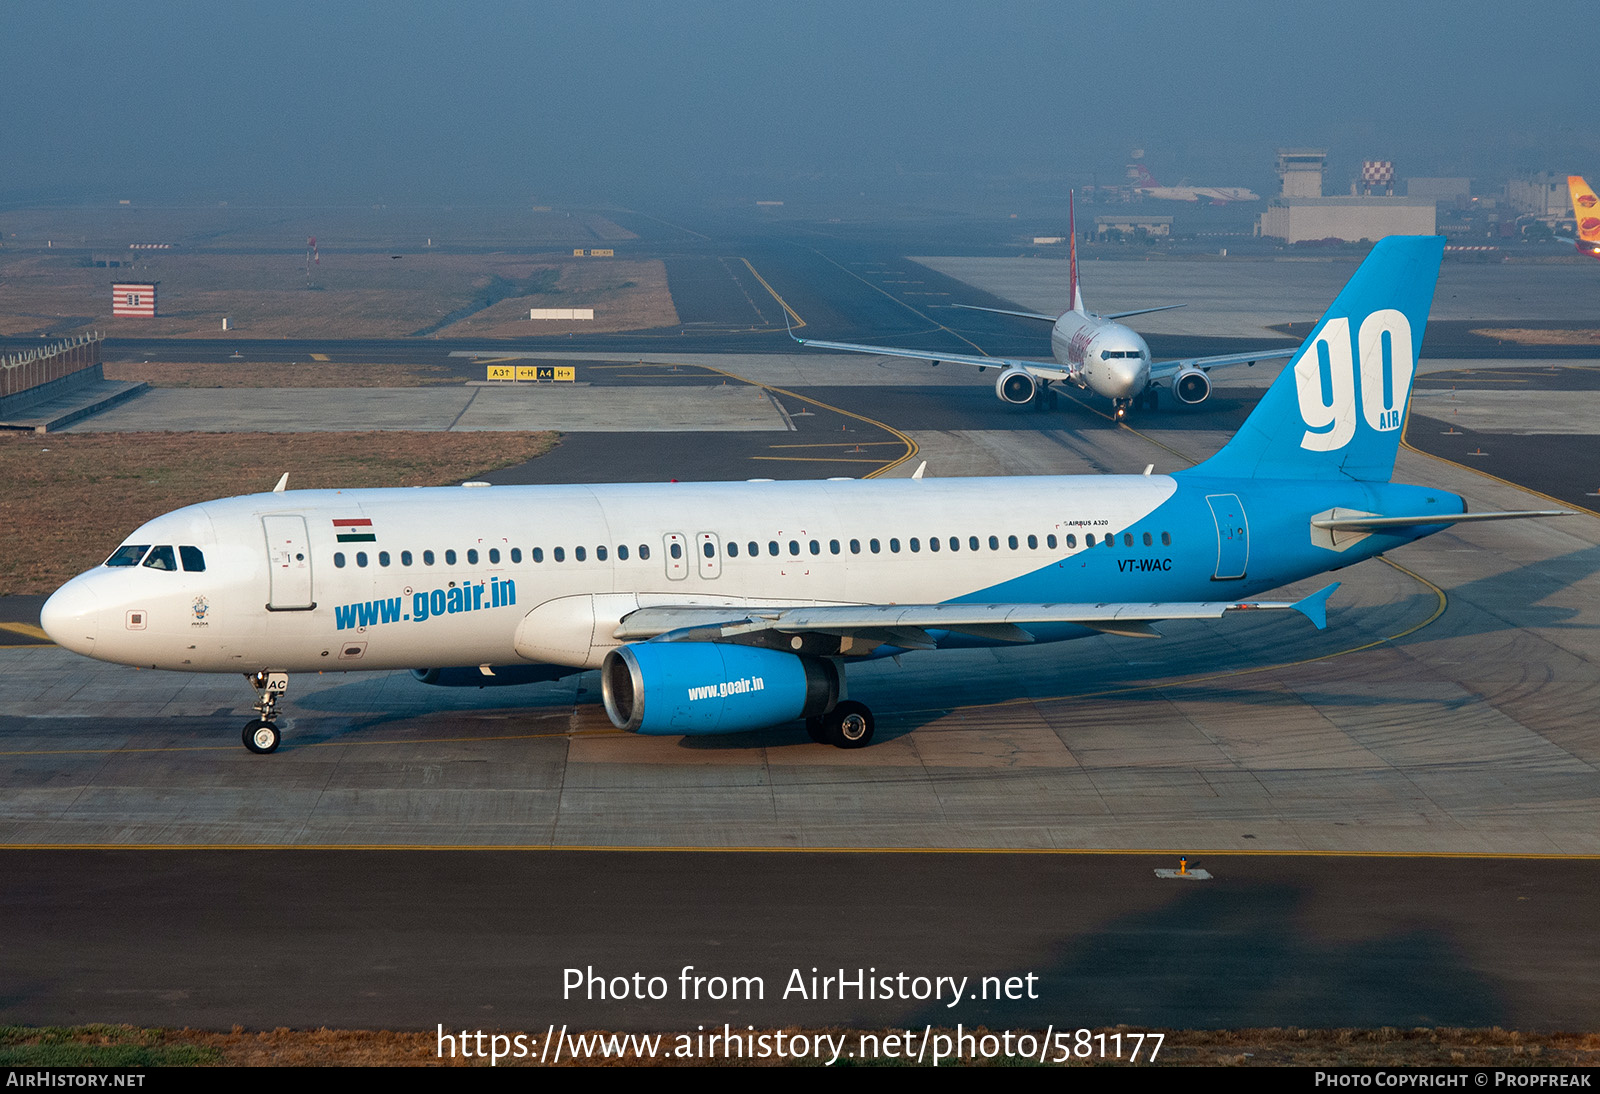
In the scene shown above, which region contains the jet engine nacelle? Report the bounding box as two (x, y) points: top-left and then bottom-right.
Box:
(601, 642), (839, 735)
(995, 367), (1038, 406)
(1173, 367), (1211, 405)
(412, 665), (573, 687)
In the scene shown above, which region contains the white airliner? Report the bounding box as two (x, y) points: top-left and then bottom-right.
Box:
(40, 237), (1564, 755)
(793, 196), (1294, 418)
(1128, 162), (1260, 205)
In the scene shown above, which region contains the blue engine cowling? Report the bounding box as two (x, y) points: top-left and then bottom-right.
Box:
(412, 665), (574, 688)
(602, 642), (839, 735)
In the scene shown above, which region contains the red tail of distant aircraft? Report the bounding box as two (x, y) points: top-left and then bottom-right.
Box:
(1563, 176), (1600, 259)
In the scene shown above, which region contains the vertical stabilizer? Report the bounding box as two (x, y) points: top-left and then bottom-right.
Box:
(1184, 236), (1444, 482)
(1068, 191), (1084, 313)
(1570, 176), (1600, 243)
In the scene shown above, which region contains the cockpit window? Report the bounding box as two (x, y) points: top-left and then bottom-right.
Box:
(179, 546), (206, 572)
(105, 544), (151, 567)
(142, 545), (178, 571)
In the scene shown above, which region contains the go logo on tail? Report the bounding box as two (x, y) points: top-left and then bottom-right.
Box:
(1293, 309), (1414, 452)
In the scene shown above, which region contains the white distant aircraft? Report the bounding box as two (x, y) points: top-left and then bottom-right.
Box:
(39, 238), (1565, 755)
(1129, 162), (1260, 205)
(794, 196), (1293, 418)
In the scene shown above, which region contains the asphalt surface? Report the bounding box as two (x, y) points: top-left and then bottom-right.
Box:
(4, 206), (1599, 1038)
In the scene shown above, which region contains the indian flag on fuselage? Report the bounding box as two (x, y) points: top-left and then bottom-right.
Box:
(333, 518), (375, 543)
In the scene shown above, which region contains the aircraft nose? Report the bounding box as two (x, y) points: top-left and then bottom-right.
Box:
(1107, 357), (1148, 398)
(40, 578), (99, 656)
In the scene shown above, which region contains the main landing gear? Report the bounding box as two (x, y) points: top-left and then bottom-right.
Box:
(806, 700), (876, 749)
(242, 671), (289, 754)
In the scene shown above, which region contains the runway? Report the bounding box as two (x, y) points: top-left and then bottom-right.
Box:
(3, 217), (1598, 1034)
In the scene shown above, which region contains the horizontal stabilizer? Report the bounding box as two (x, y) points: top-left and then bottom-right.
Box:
(1311, 510), (1571, 531)
(949, 303), (1058, 323)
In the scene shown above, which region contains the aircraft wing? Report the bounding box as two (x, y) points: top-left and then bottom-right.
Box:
(614, 584), (1338, 649)
(1149, 347), (1297, 380)
(793, 335), (1075, 380)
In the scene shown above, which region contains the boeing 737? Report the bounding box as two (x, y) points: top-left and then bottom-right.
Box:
(1559, 175), (1600, 259)
(40, 237), (1565, 754)
(793, 197), (1294, 419)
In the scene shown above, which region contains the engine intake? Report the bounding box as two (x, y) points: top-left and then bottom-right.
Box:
(1173, 367), (1211, 405)
(995, 368), (1038, 405)
(602, 642), (839, 735)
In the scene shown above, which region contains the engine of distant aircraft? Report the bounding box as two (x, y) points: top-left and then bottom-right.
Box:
(1173, 367), (1212, 405)
(995, 367), (1037, 406)
(601, 642), (870, 746)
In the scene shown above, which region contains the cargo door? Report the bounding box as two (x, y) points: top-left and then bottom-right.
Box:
(263, 515), (316, 609)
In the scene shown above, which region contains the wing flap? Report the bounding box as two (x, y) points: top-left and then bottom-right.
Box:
(1149, 347), (1297, 380)
(794, 336), (1074, 379)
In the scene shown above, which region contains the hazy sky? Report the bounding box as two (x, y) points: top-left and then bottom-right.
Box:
(5, 1), (1595, 206)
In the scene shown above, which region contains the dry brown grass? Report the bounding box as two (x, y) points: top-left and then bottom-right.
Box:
(103, 361), (460, 388)
(8, 1025), (1600, 1067)
(0, 251), (674, 340)
(1470, 327), (1600, 345)
(0, 431), (556, 594)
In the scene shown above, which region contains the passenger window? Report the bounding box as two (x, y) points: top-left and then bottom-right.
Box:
(105, 544), (150, 567)
(334, 552), (346, 568)
(597, 545), (608, 561)
(928, 537), (939, 552)
(889, 538), (900, 553)
(179, 546), (206, 572)
(510, 548), (521, 563)
(968, 537), (979, 551)
(401, 550), (414, 566)
(423, 550), (435, 565)
(950, 537), (961, 551)
(1124, 533), (1133, 547)
(554, 547), (565, 562)
(910, 538), (921, 553)
(727, 542), (738, 558)
(1008, 535), (1018, 550)
(789, 541), (799, 556)
(467, 549), (479, 565)
(532, 548), (544, 563)
(703, 542), (715, 558)
(640, 544), (651, 560)
(575, 546), (587, 562)
(142, 545), (178, 571)
(809, 540), (820, 555)
(988, 536), (999, 551)
(830, 540), (840, 555)
(1161, 532), (1171, 546)
(1027, 535), (1038, 550)
(489, 548), (500, 564)
(445, 549), (457, 565)
(1105, 535), (1114, 549)
(1086, 535), (1095, 547)
(379, 551), (391, 567)
(1066, 535), (1076, 548)
(747, 542), (758, 557)
(870, 539), (881, 554)
(617, 545), (628, 561)
(356, 552), (369, 567)
(850, 539), (860, 554)
(768, 541), (779, 557)
(1143, 532), (1153, 547)
(1047, 535), (1057, 549)
(670, 543), (682, 560)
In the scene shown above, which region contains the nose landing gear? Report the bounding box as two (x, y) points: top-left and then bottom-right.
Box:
(242, 671), (288, 754)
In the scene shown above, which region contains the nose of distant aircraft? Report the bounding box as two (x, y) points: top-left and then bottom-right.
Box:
(40, 577), (99, 656)
(1105, 355), (1149, 399)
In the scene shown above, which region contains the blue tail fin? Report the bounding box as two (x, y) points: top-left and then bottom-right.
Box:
(1189, 236), (1444, 482)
